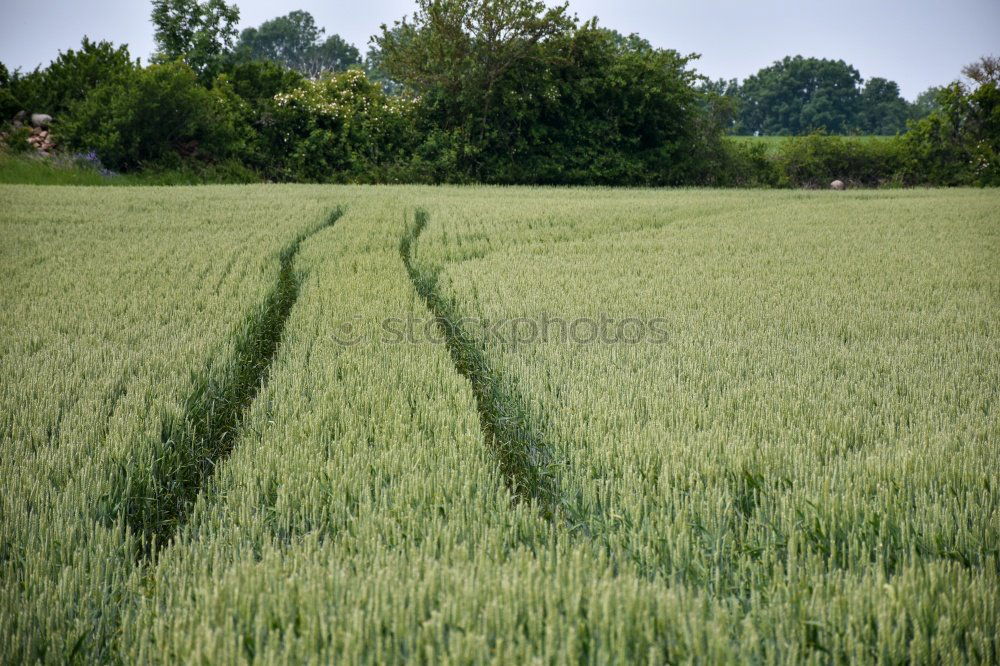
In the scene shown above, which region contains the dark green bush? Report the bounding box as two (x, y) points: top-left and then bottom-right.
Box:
(37, 39), (137, 116)
(0, 63), (18, 120)
(772, 134), (904, 187)
(0, 66), (44, 121)
(1, 40), (136, 127)
(212, 60), (304, 179)
(130, 158), (259, 184)
(699, 139), (779, 187)
(530, 29), (706, 186)
(61, 61), (237, 171)
(705, 135), (905, 188)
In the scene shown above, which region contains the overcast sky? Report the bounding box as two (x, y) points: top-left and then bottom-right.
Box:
(1, 0), (997, 100)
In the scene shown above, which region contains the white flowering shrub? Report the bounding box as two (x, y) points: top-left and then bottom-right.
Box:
(272, 69), (416, 181)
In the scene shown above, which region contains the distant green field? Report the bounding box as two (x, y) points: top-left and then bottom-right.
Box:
(2, 185), (997, 663)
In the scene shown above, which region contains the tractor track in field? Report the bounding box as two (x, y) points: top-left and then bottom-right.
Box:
(401, 210), (566, 522)
(121, 207), (343, 559)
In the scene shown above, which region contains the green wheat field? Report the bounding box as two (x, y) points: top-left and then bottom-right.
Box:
(1, 185), (997, 663)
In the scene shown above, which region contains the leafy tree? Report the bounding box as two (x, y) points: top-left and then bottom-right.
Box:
(901, 81), (1000, 185)
(376, 0), (574, 135)
(698, 77), (740, 134)
(151, 0), (240, 79)
(374, 0), (578, 179)
(0, 67), (45, 122)
(237, 10), (321, 71)
(235, 10), (361, 78)
(858, 77), (909, 134)
(909, 86), (944, 120)
(376, 3), (707, 185)
(519, 27), (706, 185)
(363, 41), (402, 95)
(308, 34), (361, 77)
(737, 56), (862, 135)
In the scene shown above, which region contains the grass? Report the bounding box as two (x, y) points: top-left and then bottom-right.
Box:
(0, 151), (118, 185)
(0, 151), (260, 186)
(1, 184), (997, 663)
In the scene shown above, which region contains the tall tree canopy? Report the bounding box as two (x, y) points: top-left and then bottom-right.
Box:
(374, 0), (708, 184)
(363, 39), (402, 95)
(858, 77), (909, 134)
(236, 11), (361, 78)
(909, 86), (944, 121)
(376, 0), (573, 126)
(150, 0), (240, 78)
(737, 56), (863, 135)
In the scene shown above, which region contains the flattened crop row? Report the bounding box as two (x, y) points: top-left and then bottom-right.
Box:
(402, 209), (563, 519)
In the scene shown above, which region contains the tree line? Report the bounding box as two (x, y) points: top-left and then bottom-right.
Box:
(1, 0), (997, 186)
(710, 56), (929, 136)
